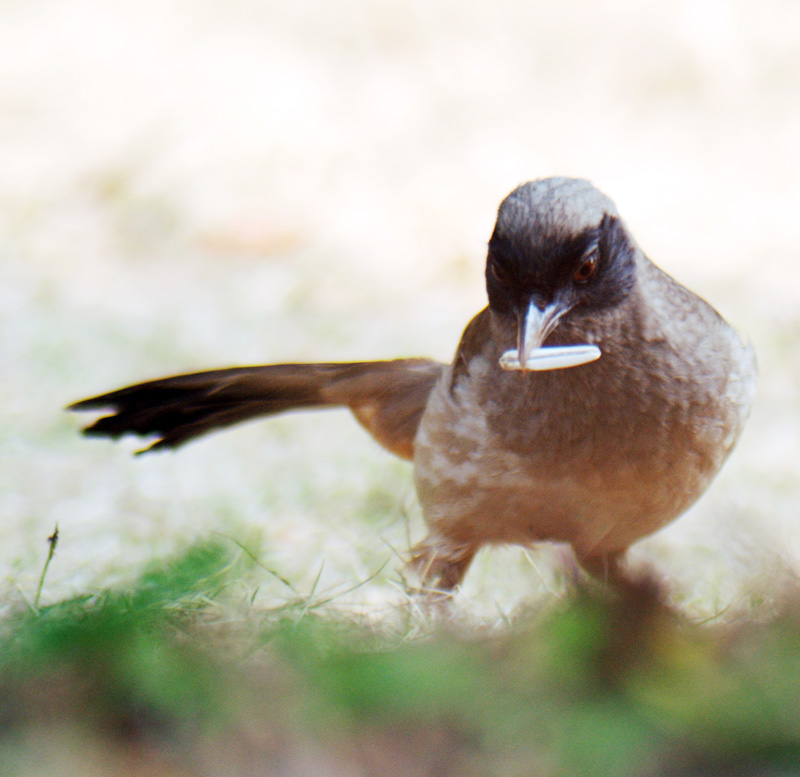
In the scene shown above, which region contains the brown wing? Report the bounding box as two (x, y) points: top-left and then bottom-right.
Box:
(450, 307), (493, 390)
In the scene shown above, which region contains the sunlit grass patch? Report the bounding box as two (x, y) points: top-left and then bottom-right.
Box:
(3, 540), (800, 776)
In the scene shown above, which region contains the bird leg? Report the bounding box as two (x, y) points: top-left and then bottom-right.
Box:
(406, 538), (477, 593)
(577, 551), (629, 588)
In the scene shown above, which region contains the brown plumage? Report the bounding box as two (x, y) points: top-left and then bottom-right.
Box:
(69, 178), (757, 590)
(71, 360), (442, 460)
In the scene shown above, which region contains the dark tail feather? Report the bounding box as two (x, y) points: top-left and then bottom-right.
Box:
(68, 359), (443, 459)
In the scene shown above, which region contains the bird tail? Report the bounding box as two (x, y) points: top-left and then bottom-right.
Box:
(68, 359), (443, 460)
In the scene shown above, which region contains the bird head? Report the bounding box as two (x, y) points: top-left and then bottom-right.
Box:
(486, 178), (638, 370)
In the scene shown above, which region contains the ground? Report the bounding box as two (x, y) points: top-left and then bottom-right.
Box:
(2, 1), (800, 772)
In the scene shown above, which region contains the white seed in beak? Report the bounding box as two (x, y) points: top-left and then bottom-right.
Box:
(499, 344), (601, 371)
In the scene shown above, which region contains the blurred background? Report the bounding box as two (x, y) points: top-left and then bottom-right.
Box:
(2, 0), (799, 620)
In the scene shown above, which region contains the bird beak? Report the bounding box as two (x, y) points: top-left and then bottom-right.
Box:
(517, 299), (569, 367)
(498, 298), (601, 372)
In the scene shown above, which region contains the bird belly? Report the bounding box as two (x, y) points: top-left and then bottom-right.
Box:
(412, 371), (721, 561)
(414, 442), (708, 560)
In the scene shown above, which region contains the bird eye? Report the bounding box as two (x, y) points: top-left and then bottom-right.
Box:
(573, 256), (597, 283)
(491, 261), (510, 284)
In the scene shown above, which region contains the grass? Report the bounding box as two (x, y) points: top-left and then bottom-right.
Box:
(3, 1), (800, 774)
(3, 538), (800, 777)
(3, 0), (797, 617)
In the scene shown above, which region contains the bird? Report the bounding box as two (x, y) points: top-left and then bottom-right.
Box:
(68, 177), (757, 590)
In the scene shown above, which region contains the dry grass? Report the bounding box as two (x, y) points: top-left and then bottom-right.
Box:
(3, 0), (800, 626)
(4, 541), (800, 777)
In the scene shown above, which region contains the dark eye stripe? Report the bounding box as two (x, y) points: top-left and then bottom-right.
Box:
(490, 260), (511, 284)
